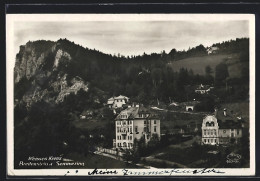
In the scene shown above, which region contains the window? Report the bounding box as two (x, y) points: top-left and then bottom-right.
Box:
(214, 130), (216, 135)
(135, 126), (138, 132)
(154, 120), (156, 124)
(117, 127), (119, 133)
(154, 126), (157, 132)
(130, 136), (132, 140)
(211, 130), (213, 135)
(204, 130), (206, 135)
(144, 120), (146, 124)
(123, 135), (126, 140)
(144, 127), (147, 132)
(130, 127), (132, 133)
(204, 139), (206, 143)
(237, 130), (240, 135)
(118, 143), (120, 147)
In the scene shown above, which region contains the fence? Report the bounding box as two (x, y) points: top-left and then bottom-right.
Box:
(96, 147), (124, 157)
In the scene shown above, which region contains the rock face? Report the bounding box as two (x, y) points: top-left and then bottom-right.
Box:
(55, 75), (89, 103)
(14, 40), (88, 107)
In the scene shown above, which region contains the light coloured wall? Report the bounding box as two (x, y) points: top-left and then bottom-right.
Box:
(201, 115), (219, 145)
(115, 116), (160, 149)
(186, 106), (194, 111)
(219, 129), (242, 138)
(115, 119), (134, 149)
(113, 99), (127, 108)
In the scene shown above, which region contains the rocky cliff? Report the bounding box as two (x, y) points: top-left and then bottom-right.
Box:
(14, 40), (89, 107)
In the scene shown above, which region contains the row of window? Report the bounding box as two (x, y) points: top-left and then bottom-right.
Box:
(116, 126), (157, 133)
(117, 135), (132, 140)
(117, 142), (133, 147)
(116, 120), (132, 125)
(203, 129), (217, 136)
(203, 129), (240, 135)
(203, 138), (217, 144)
(138, 114), (150, 118)
(117, 127), (132, 133)
(135, 126), (157, 133)
(116, 120), (158, 125)
(115, 99), (125, 103)
(144, 120), (157, 124)
(205, 121), (215, 127)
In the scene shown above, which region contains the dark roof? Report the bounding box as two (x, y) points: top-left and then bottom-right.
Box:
(215, 109), (243, 129)
(218, 119), (242, 129)
(115, 106), (159, 120)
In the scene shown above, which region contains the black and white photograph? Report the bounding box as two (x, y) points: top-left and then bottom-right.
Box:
(6, 14), (255, 176)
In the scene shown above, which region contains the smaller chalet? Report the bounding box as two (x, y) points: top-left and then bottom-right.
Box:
(207, 46), (219, 54)
(178, 101), (200, 112)
(107, 95), (130, 109)
(195, 84), (214, 94)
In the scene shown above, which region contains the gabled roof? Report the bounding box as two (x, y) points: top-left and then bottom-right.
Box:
(115, 106), (159, 120)
(108, 95), (129, 101)
(216, 109), (243, 129)
(114, 95), (129, 100)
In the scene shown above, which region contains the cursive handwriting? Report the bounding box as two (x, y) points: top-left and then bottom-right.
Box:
(122, 168), (225, 176)
(88, 168), (118, 175)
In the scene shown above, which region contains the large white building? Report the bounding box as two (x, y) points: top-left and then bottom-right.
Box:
(107, 95), (130, 109)
(114, 105), (160, 149)
(201, 108), (243, 145)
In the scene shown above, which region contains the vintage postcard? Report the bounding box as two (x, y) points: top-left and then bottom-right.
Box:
(6, 14), (255, 176)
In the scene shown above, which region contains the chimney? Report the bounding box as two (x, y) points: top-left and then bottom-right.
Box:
(223, 108), (227, 117)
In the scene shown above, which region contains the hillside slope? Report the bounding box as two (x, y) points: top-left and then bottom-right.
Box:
(167, 53), (244, 78)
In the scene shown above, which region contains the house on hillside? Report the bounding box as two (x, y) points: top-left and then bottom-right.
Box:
(178, 101), (200, 111)
(195, 84), (214, 94)
(114, 105), (160, 149)
(207, 46), (219, 54)
(107, 95), (130, 109)
(80, 109), (93, 119)
(201, 108), (243, 145)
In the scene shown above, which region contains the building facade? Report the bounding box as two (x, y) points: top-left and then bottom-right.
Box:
(201, 115), (220, 145)
(114, 105), (160, 149)
(201, 109), (243, 145)
(107, 95), (130, 109)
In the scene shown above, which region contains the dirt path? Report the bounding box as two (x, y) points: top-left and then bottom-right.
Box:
(151, 107), (209, 115)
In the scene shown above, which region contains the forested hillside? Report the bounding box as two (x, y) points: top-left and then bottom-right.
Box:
(13, 37), (249, 167)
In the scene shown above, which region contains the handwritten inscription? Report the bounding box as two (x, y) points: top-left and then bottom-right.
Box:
(88, 168), (118, 175)
(122, 168), (225, 176)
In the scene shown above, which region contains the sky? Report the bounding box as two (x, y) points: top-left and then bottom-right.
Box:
(14, 20), (249, 56)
